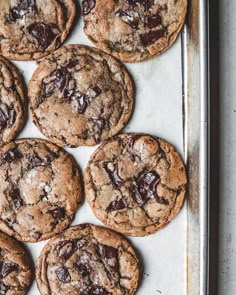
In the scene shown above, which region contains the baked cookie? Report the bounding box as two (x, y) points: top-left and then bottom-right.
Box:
(0, 56), (26, 147)
(0, 231), (32, 294)
(36, 224), (139, 295)
(0, 0), (76, 60)
(84, 133), (187, 236)
(0, 138), (82, 242)
(82, 0), (187, 62)
(28, 45), (134, 147)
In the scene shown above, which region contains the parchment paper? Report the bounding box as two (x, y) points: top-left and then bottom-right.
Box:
(12, 5), (186, 294)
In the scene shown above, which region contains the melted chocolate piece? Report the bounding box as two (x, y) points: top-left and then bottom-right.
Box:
(115, 10), (139, 29)
(104, 162), (124, 189)
(106, 198), (127, 212)
(88, 286), (110, 295)
(7, 187), (24, 210)
(140, 29), (166, 47)
(0, 103), (16, 130)
(58, 240), (78, 262)
(75, 261), (91, 277)
(0, 262), (18, 278)
(72, 92), (88, 113)
(127, 0), (154, 10)
(145, 14), (162, 28)
(132, 171), (160, 206)
(0, 282), (9, 295)
(26, 22), (59, 50)
(55, 266), (71, 283)
(155, 196), (169, 205)
(27, 155), (44, 169)
(91, 118), (105, 143)
(0, 148), (22, 165)
(82, 0), (96, 15)
(49, 207), (65, 219)
(98, 244), (119, 273)
(55, 69), (75, 98)
(9, 0), (36, 21)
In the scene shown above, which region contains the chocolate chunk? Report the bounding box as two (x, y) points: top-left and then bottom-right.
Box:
(55, 69), (75, 98)
(145, 14), (162, 28)
(132, 171), (160, 206)
(0, 148), (22, 165)
(106, 199), (127, 212)
(9, 0), (36, 21)
(0, 103), (16, 130)
(49, 208), (65, 220)
(98, 244), (119, 273)
(0, 262), (18, 278)
(91, 118), (105, 143)
(72, 92), (88, 113)
(104, 162), (124, 189)
(115, 10), (139, 29)
(62, 59), (79, 69)
(77, 239), (88, 249)
(155, 196), (169, 205)
(27, 155), (44, 169)
(26, 22), (59, 50)
(75, 261), (90, 277)
(88, 286), (110, 295)
(58, 240), (77, 262)
(55, 267), (71, 283)
(140, 29), (166, 47)
(7, 187), (24, 210)
(127, 0), (154, 10)
(0, 282), (9, 295)
(82, 0), (96, 15)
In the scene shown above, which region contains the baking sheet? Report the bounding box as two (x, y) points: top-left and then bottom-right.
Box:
(12, 3), (187, 294)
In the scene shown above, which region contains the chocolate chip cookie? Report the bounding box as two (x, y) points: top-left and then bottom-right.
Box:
(0, 0), (76, 60)
(36, 223), (139, 295)
(0, 231), (32, 294)
(0, 138), (82, 242)
(28, 45), (134, 147)
(82, 0), (187, 62)
(84, 133), (187, 236)
(0, 56), (26, 147)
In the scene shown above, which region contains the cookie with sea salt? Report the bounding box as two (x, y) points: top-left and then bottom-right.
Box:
(0, 138), (82, 242)
(36, 224), (139, 295)
(82, 0), (187, 62)
(84, 133), (187, 236)
(28, 45), (134, 147)
(0, 0), (76, 60)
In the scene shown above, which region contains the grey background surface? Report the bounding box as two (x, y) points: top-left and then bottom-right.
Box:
(209, 0), (235, 294)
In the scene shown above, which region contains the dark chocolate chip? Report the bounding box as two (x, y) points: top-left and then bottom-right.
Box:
(0, 106), (8, 130)
(98, 244), (119, 273)
(55, 267), (71, 283)
(145, 14), (162, 28)
(115, 10), (139, 29)
(75, 262), (91, 277)
(55, 68), (75, 99)
(62, 59), (79, 69)
(104, 162), (124, 189)
(7, 187), (24, 210)
(9, 0), (36, 21)
(0, 282), (9, 295)
(0, 262), (18, 278)
(77, 239), (88, 249)
(27, 155), (44, 169)
(132, 171), (160, 206)
(72, 92), (88, 113)
(106, 199), (127, 212)
(127, 0), (154, 10)
(88, 286), (110, 295)
(58, 240), (78, 262)
(155, 196), (169, 205)
(0, 103), (16, 130)
(82, 0), (96, 15)
(49, 208), (65, 220)
(140, 29), (166, 47)
(91, 118), (105, 143)
(26, 22), (59, 50)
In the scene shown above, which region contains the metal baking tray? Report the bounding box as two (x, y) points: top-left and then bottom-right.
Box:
(11, 0), (209, 294)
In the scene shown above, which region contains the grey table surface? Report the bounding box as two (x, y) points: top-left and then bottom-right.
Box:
(209, 0), (235, 294)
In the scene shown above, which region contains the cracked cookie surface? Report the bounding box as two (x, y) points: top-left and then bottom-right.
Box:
(0, 138), (82, 242)
(0, 232), (32, 294)
(82, 0), (187, 62)
(36, 223), (139, 295)
(28, 45), (134, 147)
(0, 0), (76, 60)
(0, 56), (26, 146)
(84, 133), (187, 236)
